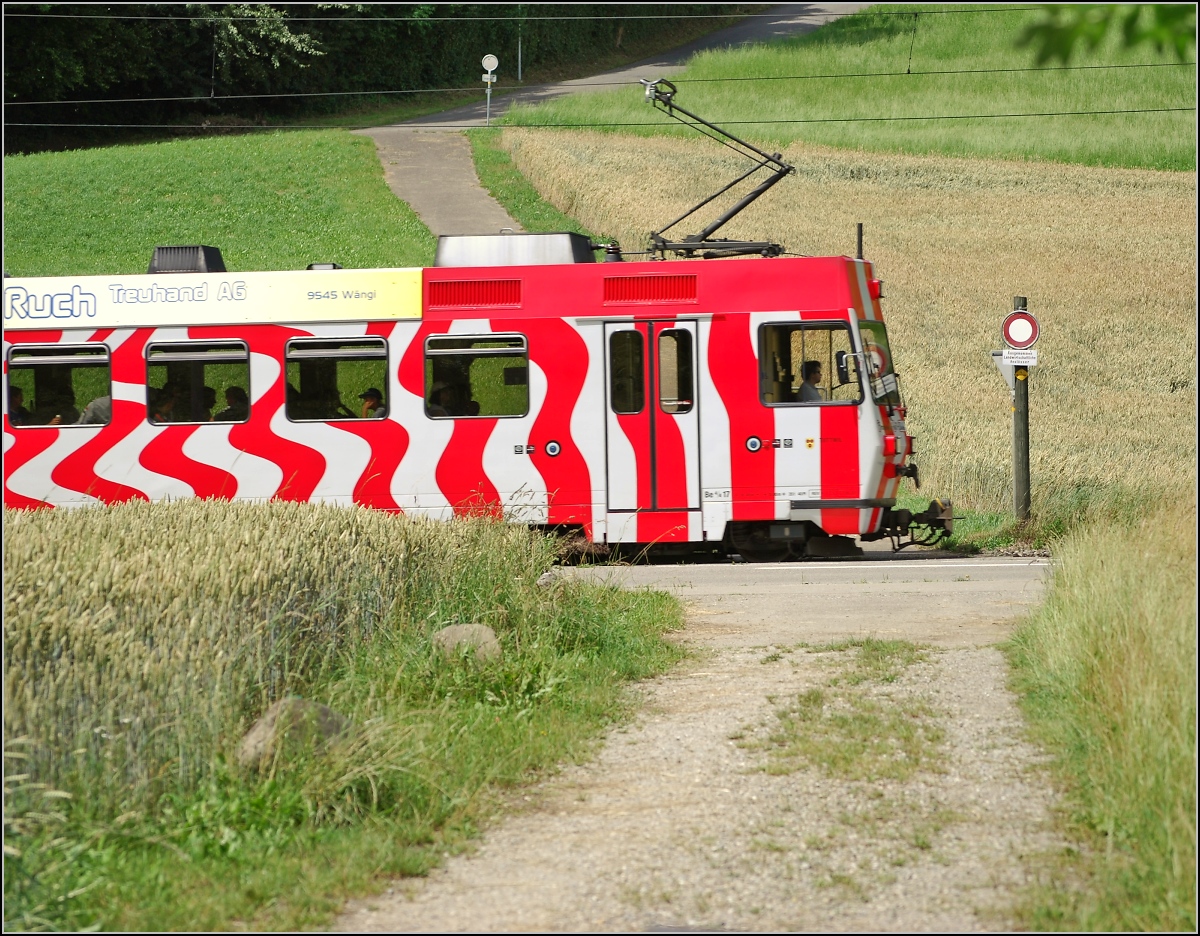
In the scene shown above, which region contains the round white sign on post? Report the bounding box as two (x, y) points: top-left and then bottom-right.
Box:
(482, 54), (498, 72)
(1001, 310), (1040, 350)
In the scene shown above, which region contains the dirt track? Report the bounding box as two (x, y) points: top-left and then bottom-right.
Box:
(337, 555), (1065, 933)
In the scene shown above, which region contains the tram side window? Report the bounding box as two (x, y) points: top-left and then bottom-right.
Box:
(759, 322), (862, 405)
(6, 344), (111, 427)
(658, 329), (694, 415)
(285, 338), (389, 421)
(424, 335), (528, 418)
(146, 341), (251, 424)
(609, 330), (644, 415)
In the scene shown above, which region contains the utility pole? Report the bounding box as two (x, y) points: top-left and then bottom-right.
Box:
(995, 296), (1039, 522)
(1012, 363), (1030, 521)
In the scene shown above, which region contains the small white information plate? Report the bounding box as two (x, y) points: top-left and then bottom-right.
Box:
(1001, 348), (1038, 365)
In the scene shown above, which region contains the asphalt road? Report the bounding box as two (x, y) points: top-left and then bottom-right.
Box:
(569, 554), (1050, 648)
(400, 2), (874, 130)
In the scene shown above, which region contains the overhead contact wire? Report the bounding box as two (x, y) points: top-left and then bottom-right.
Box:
(6, 61), (1192, 108)
(9, 107), (1193, 131)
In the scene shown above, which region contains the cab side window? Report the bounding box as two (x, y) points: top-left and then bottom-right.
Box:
(6, 344), (111, 427)
(759, 322), (861, 406)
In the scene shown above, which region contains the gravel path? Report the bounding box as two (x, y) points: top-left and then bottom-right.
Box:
(337, 595), (1064, 933)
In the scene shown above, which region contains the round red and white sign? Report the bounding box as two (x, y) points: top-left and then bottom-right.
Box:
(1001, 310), (1040, 350)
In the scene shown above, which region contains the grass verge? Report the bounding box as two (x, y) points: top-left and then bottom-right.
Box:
(1004, 502), (1197, 931)
(898, 481), (1157, 553)
(468, 129), (604, 240)
(3, 502), (684, 930)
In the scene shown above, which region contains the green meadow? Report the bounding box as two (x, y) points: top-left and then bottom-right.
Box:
(3, 130), (435, 277)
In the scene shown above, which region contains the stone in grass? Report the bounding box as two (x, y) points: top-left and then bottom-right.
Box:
(237, 697), (351, 771)
(432, 623), (502, 664)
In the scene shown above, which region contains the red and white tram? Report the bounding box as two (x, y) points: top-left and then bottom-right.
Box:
(3, 235), (951, 560)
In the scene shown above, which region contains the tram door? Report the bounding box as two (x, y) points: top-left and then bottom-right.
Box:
(604, 321), (700, 516)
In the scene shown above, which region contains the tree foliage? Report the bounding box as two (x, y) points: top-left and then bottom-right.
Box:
(1016, 4), (1196, 65)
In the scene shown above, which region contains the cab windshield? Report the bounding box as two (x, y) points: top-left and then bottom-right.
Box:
(858, 321), (902, 407)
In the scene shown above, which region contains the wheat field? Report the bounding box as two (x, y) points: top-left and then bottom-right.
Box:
(2, 501), (553, 810)
(501, 129), (1197, 518)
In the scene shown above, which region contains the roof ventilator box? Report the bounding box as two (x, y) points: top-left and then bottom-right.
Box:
(435, 232), (596, 267)
(148, 245), (227, 274)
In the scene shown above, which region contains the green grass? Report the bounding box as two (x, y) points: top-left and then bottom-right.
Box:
(3, 130), (435, 277)
(741, 639), (944, 783)
(468, 128), (604, 239)
(502, 4), (1196, 171)
(1004, 503), (1196, 931)
(898, 481), (1157, 553)
(3, 503), (684, 930)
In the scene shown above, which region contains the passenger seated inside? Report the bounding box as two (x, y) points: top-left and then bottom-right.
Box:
(76, 395), (113, 425)
(798, 360), (824, 403)
(213, 385), (249, 422)
(199, 386), (217, 422)
(149, 386), (177, 423)
(445, 384), (468, 416)
(42, 390), (80, 426)
(358, 387), (385, 418)
(8, 387), (32, 426)
(464, 399), (480, 417)
(427, 381), (451, 417)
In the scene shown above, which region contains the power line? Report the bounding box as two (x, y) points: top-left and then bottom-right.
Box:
(685, 61), (1197, 83)
(3, 7), (1041, 22)
(6, 61), (1192, 108)
(5, 87), (485, 107)
(9, 107), (1192, 131)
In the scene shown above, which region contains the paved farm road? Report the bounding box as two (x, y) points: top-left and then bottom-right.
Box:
(572, 551), (1050, 649)
(338, 552), (1065, 933)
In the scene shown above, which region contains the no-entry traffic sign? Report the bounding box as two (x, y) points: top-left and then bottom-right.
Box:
(1001, 309), (1040, 350)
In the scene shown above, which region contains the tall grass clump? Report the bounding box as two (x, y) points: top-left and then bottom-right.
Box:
(1005, 502), (1197, 930)
(504, 4), (1195, 171)
(3, 501), (682, 930)
(2, 130), (435, 277)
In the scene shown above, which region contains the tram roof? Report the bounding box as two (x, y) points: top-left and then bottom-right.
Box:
(3, 256), (879, 332)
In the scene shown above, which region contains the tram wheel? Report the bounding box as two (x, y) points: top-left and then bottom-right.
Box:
(728, 523), (792, 562)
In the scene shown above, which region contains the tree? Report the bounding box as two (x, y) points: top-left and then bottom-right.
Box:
(3, 4), (322, 103)
(1016, 4), (1196, 65)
